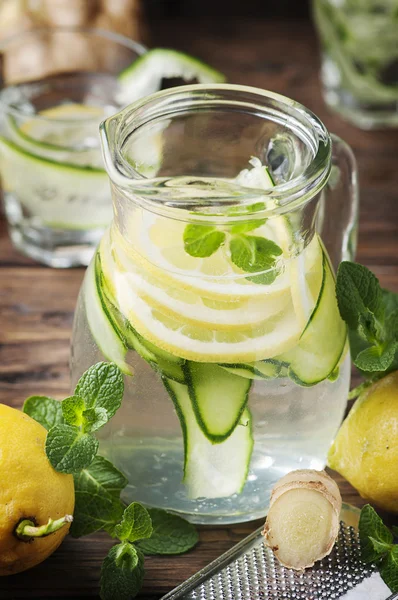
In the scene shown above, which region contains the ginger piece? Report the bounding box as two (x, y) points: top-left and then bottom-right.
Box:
(262, 469), (342, 570)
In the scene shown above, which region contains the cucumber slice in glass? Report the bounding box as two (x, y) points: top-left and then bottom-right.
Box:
(0, 136), (110, 229)
(276, 249), (347, 386)
(84, 253), (132, 375)
(185, 363), (252, 443)
(219, 359), (283, 380)
(164, 378), (253, 500)
(116, 48), (226, 105)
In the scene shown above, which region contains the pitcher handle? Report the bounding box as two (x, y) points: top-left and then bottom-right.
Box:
(316, 134), (359, 269)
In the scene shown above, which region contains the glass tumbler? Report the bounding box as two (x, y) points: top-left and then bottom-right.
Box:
(0, 27), (145, 267)
(313, 0), (398, 129)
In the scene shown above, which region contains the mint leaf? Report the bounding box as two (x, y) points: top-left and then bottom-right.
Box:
(359, 505), (393, 564)
(383, 289), (398, 319)
(137, 508), (199, 555)
(82, 407), (108, 432)
(23, 396), (64, 430)
(100, 543), (145, 600)
(62, 396), (86, 427)
(183, 224), (225, 258)
(380, 545), (398, 592)
(72, 490), (124, 538)
(369, 536), (393, 555)
(354, 341), (398, 372)
(46, 424), (98, 473)
(74, 362), (124, 420)
(336, 262), (383, 331)
(114, 503), (153, 543)
(230, 219), (266, 234)
(230, 234), (282, 284)
(392, 526), (398, 538)
(71, 456), (127, 537)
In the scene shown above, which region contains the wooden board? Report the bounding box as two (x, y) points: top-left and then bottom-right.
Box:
(1, 17), (398, 600)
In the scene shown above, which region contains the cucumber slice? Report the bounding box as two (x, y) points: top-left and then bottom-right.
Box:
(116, 48), (226, 105)
(164, 378), (253, 499)
(6, 113), (103, 167)
(276, 250), (347, 386)
(219, 359), (283, 380)
(84, 254), (132, 375)
(185, 363), (251, 443)
(0, 136), (110, 229)
(123, 324), (186, 384)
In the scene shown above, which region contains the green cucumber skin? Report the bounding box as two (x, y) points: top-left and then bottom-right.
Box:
(0, 135), (105, 175)
(163, 377), (254, 497)
(118, 48), (226, 84)
(280, 251), (347, 387)
(218, 359), (285, 380)
(162, 378), (189, 477)
(184, 362), (252, 444)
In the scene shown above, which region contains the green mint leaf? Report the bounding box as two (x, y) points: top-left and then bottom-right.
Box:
(392, 526), (398, 538)
(82, 407), (108, 432)
(23, 396), (64, 430)
(230, 219), (266, 234)
(230, 234), (282, 284)
(359, 504), (393, 564)
(71, 456), (127, 537)
(380, 545), (398, 592)
(72, 490), (124, 538)
(114, 503), (153, 543)
(336, 262), (383, 331)
(183, 224), (225, 258)
(74, 362), (124, 420)
(383, 289), (398, 320)
(100, 543), (145, 600)
(62, 395), (86, 427)
(46, 424), (98, 474)
(368, 536), (393, 555)
(354, 341), (398, 373)
(386, 309), (398, 338)
(136, 508), (199, 555)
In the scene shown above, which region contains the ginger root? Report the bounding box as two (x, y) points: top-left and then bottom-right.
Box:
(262, 469), (342, 570)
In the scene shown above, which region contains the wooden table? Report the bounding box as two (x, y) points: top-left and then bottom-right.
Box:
(1, 17), (398, 600)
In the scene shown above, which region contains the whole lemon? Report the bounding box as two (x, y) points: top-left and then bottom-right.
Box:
(0, 404), (75, 575)
(328, 371), (398, 513)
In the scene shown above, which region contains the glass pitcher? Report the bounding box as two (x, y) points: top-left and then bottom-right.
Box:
(71, 84), (358, 524)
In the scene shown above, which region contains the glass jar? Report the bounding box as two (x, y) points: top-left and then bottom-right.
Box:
(71, 84), (358, 524)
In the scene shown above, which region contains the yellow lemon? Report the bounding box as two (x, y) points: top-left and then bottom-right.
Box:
(0, 404), (75, 575)
(328, 371), (398, 513)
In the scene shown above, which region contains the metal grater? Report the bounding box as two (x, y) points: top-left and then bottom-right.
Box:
(161, 504), (397, 600)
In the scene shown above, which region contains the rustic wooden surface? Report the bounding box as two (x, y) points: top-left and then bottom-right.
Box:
(0, 17), (398, 600)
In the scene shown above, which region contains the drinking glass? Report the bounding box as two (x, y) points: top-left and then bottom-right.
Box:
(313, 0), (398, 129)
(0, 27), (145, 267)
(71, 84), (358, 524)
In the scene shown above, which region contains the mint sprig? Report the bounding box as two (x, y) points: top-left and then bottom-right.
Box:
(23, 361), (198, 600)
(100, 543), (145, 600)
(42, 362), (124, 474)
(336, 262), (398, 396)
(359, 505), (398, 592)
(183, 223), (282, 285)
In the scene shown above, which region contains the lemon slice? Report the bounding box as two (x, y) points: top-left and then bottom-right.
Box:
(112, 269), (301, 362)
(113, 217), (291, 300)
